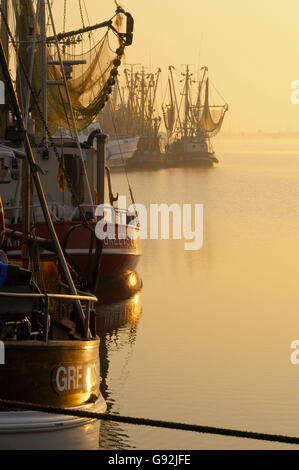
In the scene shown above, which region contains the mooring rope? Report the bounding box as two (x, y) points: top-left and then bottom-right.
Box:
(0, 398), (298, 445)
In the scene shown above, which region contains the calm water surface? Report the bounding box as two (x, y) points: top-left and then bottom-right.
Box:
(98, 137), (299, 449)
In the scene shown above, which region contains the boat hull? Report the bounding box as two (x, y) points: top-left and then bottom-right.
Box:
(124, 152), (217, 170)
(106, 136), (139, 168)
(165, 151), (218, 167)
(96, 269), (142, 304)
(0, 395), (106, 450)
(165, 136), (218, 167)
(5, 221), (141, 279)
(125, 152), (166, 170)
(0, 339), (101, 407)
(0, 338), (107, 449)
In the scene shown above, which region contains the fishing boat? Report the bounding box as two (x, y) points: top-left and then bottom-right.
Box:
(123, 67), (165, 170)
(125, 123), (165, 170)
(97, 67), (141, 169)
(99, 66), (165, 170)
(1, 0), (141, 295)
(163, 65), (228, 167)
(106, 135), (139, 168)
(0, 21), (106, 449)
(78, 123), (139, 169)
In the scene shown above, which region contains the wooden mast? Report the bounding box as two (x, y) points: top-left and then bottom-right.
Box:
(184, 65), (190, 138)
(0, 0), (8, 139)
(0, 37), (87, 332)
(40, 0), (47, 146)
(169, 65), (183, 136)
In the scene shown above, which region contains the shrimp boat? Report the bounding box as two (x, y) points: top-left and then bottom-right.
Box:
(64, 122), (140, 170)
(97, 69), (141, 169)
(163, 65), (228, 167)
(123, 67), (165, 170)
(100, 66), (164, 170)
(0, 18), (106, 450)
(106, 136), (139, 169)
(1, 1), (141, 297)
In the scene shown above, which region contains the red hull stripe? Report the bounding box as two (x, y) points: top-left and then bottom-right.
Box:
(6, 248), (140, 256)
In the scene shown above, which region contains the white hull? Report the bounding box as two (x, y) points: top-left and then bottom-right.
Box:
(106, 136), (139, 167)
(0, 395), (107, 450)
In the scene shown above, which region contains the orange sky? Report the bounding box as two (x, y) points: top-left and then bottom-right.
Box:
(52, 0), (299, 133)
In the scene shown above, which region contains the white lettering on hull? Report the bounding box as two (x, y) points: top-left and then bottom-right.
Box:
(53, 361), (99, 394)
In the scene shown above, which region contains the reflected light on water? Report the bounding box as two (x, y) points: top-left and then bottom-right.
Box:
(99, 138), (299, 450)
(127, 293), (142, 326)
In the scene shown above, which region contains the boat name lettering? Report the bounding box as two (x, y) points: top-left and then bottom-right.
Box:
(6, 237), (20, 249)
(104, 237), (135, 248)
(52, 361), (99, 394)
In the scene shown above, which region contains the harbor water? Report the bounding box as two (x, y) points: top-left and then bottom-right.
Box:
(97, 136), (299, 450)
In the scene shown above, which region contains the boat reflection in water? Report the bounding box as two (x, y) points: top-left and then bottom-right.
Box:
(96, 291), (142, 449)
(96, 290), (142, 335)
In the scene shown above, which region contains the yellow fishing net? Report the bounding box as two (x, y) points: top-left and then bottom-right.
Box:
(48, 33), (116, 132)
(198, 78), (228, 138)
(12, 0), (122, 135)
(163, 104), (175, 136)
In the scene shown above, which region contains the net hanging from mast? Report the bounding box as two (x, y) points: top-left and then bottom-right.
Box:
(198, 78), (228, 138)
(162, 68), (228, 140)
(163, 104), (175, 135)
(49, 34), (117, 131)
(162, 79), (176, 137)
(12, 0), (124, 135)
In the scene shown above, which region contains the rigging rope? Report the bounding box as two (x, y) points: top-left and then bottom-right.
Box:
(63, 0), (67, 34)
(105, 94), (139, 218)
(106, 90), (139, 215)
(78, 0), (85, 29)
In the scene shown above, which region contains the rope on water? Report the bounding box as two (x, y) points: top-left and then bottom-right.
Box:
(0, 398), (298, 445)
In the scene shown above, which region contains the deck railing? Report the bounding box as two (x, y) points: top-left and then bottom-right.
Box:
(0, 290), (98, 341)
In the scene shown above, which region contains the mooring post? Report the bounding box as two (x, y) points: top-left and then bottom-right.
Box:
(96, 133), (108, 207)
(92, 132), (107, 292)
